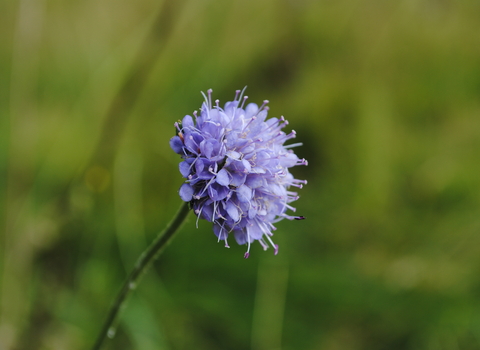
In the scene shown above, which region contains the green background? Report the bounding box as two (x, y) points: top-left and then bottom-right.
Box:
(2, 0), (480, 349)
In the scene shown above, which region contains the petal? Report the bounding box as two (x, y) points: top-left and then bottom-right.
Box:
(182, 115), (194, 128)
(241, 159), (252, 173)
(224, 100), (239, 116)
(208, 108), (220, 122)
(256, 109), (268, 123)
(169, 136), (184, 154)
(237, 185), (252, 202)
(248, 224), (264, 240)
(184, 132), (203, 154)
(195, 159), (204, 174)
(201, 203), (214, 222)
(216, 168), (231, 186)
(213, 224), (228, 240)
(179, 161), (191, 177)
(234, 230), (247, 245)
(208, 184), (229, 201)
(226, 150), (241, 160)
(245, 103), (259, 118)
(225, 201), (240, 222)
(179, 183), (194, 202)
(200, 140), (213, 158)
(245, 174), (264, 188)
(207, 185), (218, 201)
(230, 171), (246, 187)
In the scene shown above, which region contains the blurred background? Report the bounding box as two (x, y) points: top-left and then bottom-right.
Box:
(2, 0), (480, 349)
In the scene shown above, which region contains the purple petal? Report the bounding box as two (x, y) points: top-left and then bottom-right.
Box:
(256, 110), (268, 123)
(182, 115), (194, 128)
(201, 203), (214, 221)
(225, 201), (240, 222)
(245, 174), (264, 188)
(245, 103), (259, 118)
(230, 172), (246, 187)
(248, 224), (264, 240)
(234, 230), (247, 245)
(200, 140), (212, 158)
(241, 159), (252, 172)
(184, 132), (203, 154)
(216, 168), (231, 186)
(213, 224), (228, 240)
(226, 150), (241, 160)
(208, 184), (229, 201)
(169, 136), (184, 154)
(179, 183), (194, 202)
(179, 161), (191, 177)
(195, 159), (204, 174)
(237, 185), (252, 202)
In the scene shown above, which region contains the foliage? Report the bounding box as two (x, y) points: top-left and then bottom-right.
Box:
(2, 0), (480, 349)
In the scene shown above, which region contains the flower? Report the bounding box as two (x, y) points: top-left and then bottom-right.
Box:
(170, 88), (307, 258)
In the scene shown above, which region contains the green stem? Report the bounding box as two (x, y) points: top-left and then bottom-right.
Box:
(91, 201), (190, 350)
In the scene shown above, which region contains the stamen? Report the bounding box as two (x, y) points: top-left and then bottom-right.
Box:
(198, 176), (217, 197)
(208, 89), (213, 109)
(242, 116), (257, 132)
(295, 159), (308, 166)
(270, 130), (296, 145)
(290, 179), (307, 188)
(201, 91), (209, 108)
(284, 203), (296, 212)
(257, 100), (269, 113)
(201, 90), (212, 119)
(213, 200), (219, 221)
(240, 96), (248, 109)
(236, 86), (248, 102)
(216, 222), (226, 242)
(194, 204), (205, 228)
(188, 156), (200, 171)
(188, 134), (199, 146)
(234, 89), (241, 101)
(281, 213), (304, 220)
(259, 239), (269, 251)
(284, 142), (303, 149)
(174, 122), (181, 132)
(263, 230), (278, 253)
(244, 228), (252, 259)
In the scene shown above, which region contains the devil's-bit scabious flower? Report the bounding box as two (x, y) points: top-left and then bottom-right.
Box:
(170, 88), (307, 258)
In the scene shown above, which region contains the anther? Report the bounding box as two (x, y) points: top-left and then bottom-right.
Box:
(240, 96), (248, 109)
(258, 100), (269, 112)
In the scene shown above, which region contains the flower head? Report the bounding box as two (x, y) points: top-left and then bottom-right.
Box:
(170, 88), (307, 258)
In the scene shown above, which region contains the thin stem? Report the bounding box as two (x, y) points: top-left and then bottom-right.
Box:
(91, 201), (190, 350)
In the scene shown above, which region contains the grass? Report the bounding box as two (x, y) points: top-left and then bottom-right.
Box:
(2, 0), (480, 349)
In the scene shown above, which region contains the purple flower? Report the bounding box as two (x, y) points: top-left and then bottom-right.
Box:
(170, 88), (307, 258)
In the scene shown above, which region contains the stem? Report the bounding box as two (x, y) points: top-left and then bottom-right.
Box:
(91, 201), (190, 350)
